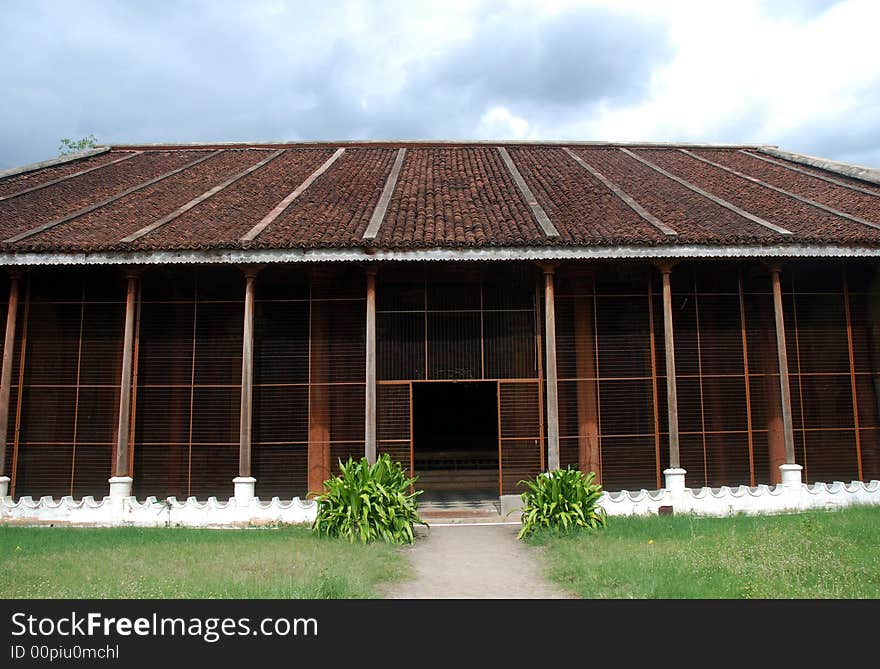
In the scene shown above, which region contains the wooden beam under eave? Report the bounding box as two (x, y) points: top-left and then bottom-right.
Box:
(0, 272), (21, 479)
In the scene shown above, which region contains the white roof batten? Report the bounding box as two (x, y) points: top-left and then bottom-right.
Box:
(563, 147), (678, 240)
(496, 147), (559, 238)
(740, 150), (880, 198)
(681, 149), (880, 232)
(362, 148), (407, 241)
(241, 147), (346, 242)
(0, 152), (144, 203)
(4, 150), (223, 244)
(619, 148), (794, 237)
(757, 147), (880, 187)
(3, 243), (880, 268)
(0, 147), (111, 181)
(121, 150), (286, 243)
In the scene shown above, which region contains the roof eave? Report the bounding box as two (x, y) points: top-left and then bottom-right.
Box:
(0, 243), (878, 267)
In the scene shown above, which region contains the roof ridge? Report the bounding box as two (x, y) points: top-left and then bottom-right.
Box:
(105, 140), (776, 150)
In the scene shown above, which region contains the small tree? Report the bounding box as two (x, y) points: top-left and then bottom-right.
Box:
(58, 134), (98, 155)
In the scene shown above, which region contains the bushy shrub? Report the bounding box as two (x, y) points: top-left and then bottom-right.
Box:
(518, 467), (607, 539)
(312, 454), (426, 544)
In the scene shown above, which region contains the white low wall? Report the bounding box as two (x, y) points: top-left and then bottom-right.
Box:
(1, 480), (879, 527)
(599, 479), (880, 517)
(0, 494), (317, 528)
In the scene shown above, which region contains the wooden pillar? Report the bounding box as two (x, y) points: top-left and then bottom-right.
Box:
(0, 272), (21, 485)
(543, 265), (560, 471)
(660, 265), (681, 471)
(573, 293), (600, 480)
(110, 271), (139, 499)
(770, 266), (796, 465)
(233, 268), (258, 503)
(365, 267), (377, 464)
(238, 269), (257, 478)
(308, 283), (331, 495)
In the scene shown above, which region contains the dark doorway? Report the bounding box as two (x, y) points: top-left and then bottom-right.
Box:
(412, 381), (499, 496)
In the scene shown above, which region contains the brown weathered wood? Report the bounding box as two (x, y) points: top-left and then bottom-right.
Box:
(10, 278), (30, 497)
(238, 268), (258, 478)
(365, 268), (377, 464)
(843, 271), (864, 481)
(771, 266), (796, 464)
(647, 276), (662, 489)
(660, 265), (681, 469)
(573, 293), (600, 481)
(308, 278), (330, 495)
(543, 265), (560, 470)
(114, 272), (139, 478)
(738, 271), (756, 487)
(0, 273), (21, 477)
(534, 275), (546, 472)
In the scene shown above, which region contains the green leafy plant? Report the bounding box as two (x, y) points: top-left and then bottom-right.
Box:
(58, 134), (98, 155)
(312, 454), (426, 544)
(518, 467), (607, 539)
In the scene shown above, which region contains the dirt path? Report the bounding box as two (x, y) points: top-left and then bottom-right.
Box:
(379, 524), (573, 599)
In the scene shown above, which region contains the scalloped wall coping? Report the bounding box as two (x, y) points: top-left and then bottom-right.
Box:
(598, 479), (880, 516)
(1, 480), (879, 525)
(0, 494), (317, 527)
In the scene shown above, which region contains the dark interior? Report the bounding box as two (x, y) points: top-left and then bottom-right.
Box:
(412, 381), (499, 494)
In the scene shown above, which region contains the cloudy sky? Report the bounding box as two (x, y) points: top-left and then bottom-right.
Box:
(1, 0), (879, 170)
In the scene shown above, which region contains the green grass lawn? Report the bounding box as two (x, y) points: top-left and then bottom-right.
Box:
(529, 506), (880, 598)
(0, 525), (409, 599)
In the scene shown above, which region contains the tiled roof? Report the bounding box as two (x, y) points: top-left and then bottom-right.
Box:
(1, 142), (879, 255)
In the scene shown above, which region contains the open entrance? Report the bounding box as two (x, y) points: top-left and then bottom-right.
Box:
(412, 381), (499, 501)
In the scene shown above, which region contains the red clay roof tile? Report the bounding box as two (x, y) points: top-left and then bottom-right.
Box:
(0, 142), (877, 254)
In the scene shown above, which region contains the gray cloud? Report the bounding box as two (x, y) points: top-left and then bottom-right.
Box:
(1, 0), (878, 171)
(0, 0), (672, 167)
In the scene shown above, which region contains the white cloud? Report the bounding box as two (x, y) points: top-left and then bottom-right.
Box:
(1, 0), (878, 168)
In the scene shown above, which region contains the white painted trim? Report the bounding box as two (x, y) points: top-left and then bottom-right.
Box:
(363, 148), (406, 240)
(496, 147), (559, 237)
(563, 147), (678, 240)
(621, 148), (793, 236)
(681, 149), (880, 232)
(241, 147), (346, 242)
(0, 147), (110, 180)
(121, 150), (285, 242)
(2, 243), (880, 267)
